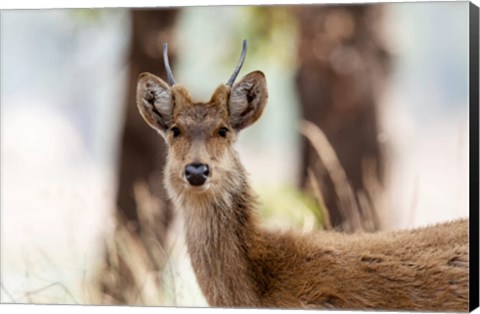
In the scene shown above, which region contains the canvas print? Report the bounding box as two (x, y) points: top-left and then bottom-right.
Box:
(1, 1), (478, 312)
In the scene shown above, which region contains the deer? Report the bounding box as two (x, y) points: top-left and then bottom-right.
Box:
(135, 40), (469, 311)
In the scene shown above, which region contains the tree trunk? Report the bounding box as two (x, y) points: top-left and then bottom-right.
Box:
(116, 8), (178, 244)
(99, 9), (179, 304)
(296, 4), (390, 232)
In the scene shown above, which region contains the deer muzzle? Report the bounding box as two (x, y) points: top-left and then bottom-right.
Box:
(185, 163), (210, 186)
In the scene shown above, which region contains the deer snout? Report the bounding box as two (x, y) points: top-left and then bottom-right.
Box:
(185, 163), (210, 186)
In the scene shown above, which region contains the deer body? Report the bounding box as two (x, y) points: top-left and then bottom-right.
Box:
(176, 157), (468, 310)
(136, 42), (469, 311)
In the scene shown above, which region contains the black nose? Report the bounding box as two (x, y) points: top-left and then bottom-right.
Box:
(185, 163), (209, 186)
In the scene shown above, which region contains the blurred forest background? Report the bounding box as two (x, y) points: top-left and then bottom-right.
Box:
(1, 2), (469, 306)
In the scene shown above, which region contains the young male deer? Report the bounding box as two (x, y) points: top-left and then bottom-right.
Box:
(136, 40), (469, 311)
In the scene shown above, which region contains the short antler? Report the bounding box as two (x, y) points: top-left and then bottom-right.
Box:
(163, 43), (176, 86)
(226, 40), (247, 87)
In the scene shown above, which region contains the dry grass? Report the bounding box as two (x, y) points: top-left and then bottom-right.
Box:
(300, 120), (381, 233)
(91, 182), (177, 306)
(306, 167), (332, 230)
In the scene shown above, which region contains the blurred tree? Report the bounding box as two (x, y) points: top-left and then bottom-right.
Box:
(296, 5), (391, 232)
(117, 8), (178, 246)
(100, 9), (179, 304)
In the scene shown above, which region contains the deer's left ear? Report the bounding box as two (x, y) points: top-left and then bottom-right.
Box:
(228, 71), (268, 130)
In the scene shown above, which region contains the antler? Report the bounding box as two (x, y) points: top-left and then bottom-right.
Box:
(163, 43), (176, 86)
(226, 40), (247, 87)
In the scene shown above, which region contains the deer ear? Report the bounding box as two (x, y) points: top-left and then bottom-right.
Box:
(136, 72), (173, 132)
(228, 71), (268, 130)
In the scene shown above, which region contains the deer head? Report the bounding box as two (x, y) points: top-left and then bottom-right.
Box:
(136, 40), (268, 201)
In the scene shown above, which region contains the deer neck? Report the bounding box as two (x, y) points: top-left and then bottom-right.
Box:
(176, 162), (261, 306)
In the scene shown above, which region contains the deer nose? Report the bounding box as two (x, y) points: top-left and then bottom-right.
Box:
(185, 163), (210, 186)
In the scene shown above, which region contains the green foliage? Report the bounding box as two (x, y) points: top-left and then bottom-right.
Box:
(224, 6), (299, 70)
(256, 184), (328, 231)
(69, 8), (123, 25)
(70, 9), (105, 23)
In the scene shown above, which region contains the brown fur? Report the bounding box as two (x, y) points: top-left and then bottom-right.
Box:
(136, 71), (469, 311)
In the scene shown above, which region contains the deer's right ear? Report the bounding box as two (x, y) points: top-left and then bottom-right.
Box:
(136, 72), (173, 132)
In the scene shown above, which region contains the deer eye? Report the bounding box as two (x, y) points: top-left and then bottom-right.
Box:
(218, 127), (229, 138)
(170, 127), (181, 138)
